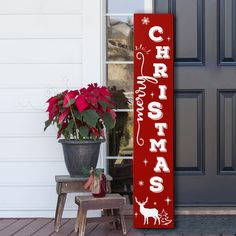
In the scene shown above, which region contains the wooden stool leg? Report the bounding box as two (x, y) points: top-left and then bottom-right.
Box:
(119, 208), (127, 235)
(113, 209), (121, 229)
(75, 206), (82, 234)
(80, 210), (87, 236)
(54, 193), (67, 232)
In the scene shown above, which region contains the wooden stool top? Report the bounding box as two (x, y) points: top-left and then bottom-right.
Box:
(75, 194), (126, 210)
(55, 175), (113, 182)
(76, 193), (125, 202)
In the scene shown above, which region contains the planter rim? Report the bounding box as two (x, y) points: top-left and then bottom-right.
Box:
(58, 139), (105, 145)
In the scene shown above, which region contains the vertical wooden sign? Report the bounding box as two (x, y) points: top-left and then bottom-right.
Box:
(133, 14), (174, 228)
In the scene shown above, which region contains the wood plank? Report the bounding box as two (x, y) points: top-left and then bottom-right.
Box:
(202, 234), (220, 236)
(68, 222), (98, 236)
(0, 219), (34, 236)
(126, 218), (144, 236)
(0, 187), (84, 215)
(32, 219), (68, 236)
(107, 229), (126, 236)
(0, 107), (66, 134)
(0, 64), (82, 89)
(127, 228), (145, 236)
(0, 0), (82, 14)
(56, 175), (113, 182)
(0, 219), (17, 230)
(171, 233), (195, 236)
(51, 219), (75, 236)
(0, 15), (82, 38)
(14, 218), (51, 236)
(145, 233), (165, 236)
(0, 137), (64, 160)
(0, 162), (69, 185)
(163, 234), (183, 236)
(125, 216), (133, 229)
(89, 222), (112, 236)
(0, 39), (82, 64)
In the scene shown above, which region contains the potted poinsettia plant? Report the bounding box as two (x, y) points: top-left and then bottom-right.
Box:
(44, 83), (116, 177)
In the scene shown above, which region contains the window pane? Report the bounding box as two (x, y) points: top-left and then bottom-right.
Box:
(108, 64), (133, 109)
(108, 112), (133, 156)
(107, 159), (133, 204)
(107, 16), (133, 61)
(107, 0), (144, 13)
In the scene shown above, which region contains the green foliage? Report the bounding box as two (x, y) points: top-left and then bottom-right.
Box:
(81, 109), (100, 127)
(44, 119), (51, 131)
(103, 112), (115, 129)
(73, 110), (82, 121)
(79, 126), (89, 137)
(98, 100), (108, 110)
(65, 98), (76, 108)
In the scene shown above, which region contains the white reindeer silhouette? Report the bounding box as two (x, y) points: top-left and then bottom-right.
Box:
(135, 197), (160, 225)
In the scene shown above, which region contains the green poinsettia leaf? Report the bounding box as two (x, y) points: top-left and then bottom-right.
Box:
(65, 98), (76, 108)
(98, 100), (108, 110)
(73, 110), (82, 121)
(79, 126), (89, 138)
(81, 109), (99, 127)
(58, 100), (63, 105)
(44, 119), (51, 131)
(103, 112), (115, 129)
(66, 119), (75, 133)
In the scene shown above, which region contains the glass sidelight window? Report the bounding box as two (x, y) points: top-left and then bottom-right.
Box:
(104, 0), (153, 204)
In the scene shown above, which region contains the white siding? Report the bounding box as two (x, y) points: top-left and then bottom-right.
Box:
(0, 0), (102, 217)
(0, 39), (82, 63)
(0, 0), (82, 14)
(0, 15), (82, 38)
(0, 64), (82, 87)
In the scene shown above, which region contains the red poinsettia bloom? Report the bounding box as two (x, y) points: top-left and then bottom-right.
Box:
(63, 90), (79, 108)
(46, 96), (60, 121)
(76, 94), (88, 112)
(58, 108), (70, 124)
(44, 83), (116, 140)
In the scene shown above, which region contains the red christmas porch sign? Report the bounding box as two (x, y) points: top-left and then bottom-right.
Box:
(133, 14), (174, 228)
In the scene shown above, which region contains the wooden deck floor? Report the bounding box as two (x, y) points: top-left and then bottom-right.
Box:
(0, 217), (234, 236)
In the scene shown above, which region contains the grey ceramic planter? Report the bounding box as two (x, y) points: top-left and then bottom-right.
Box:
(59, 139), (104, 177)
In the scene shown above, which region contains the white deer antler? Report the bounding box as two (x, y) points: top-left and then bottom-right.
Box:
(135, 197), (141, 205)
(143, 197), (148, 205)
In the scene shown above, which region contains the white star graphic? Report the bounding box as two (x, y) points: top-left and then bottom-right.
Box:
(143, 159), (148, 166)
(154, 202), (157, 205)
(167, 37), (171, 41)
(134, 212), (138, 217)
(141, 17), (150, 25)
(150, 92), (154, 98)
(165, 196), (172, 206)
(138, 180), (144, 186)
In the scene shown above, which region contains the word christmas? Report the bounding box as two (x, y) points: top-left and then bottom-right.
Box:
(133, 14), (174, 228)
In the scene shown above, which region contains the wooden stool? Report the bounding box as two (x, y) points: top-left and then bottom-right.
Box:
(54, 175), (112, 232)
(75, 194), (127, 236)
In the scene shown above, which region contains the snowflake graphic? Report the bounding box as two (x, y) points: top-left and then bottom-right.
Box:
(143, 159), (148, 166)
(138, 180), (144, 186)
(141, 17), (150, 25)
(164, 196), (172, 206)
